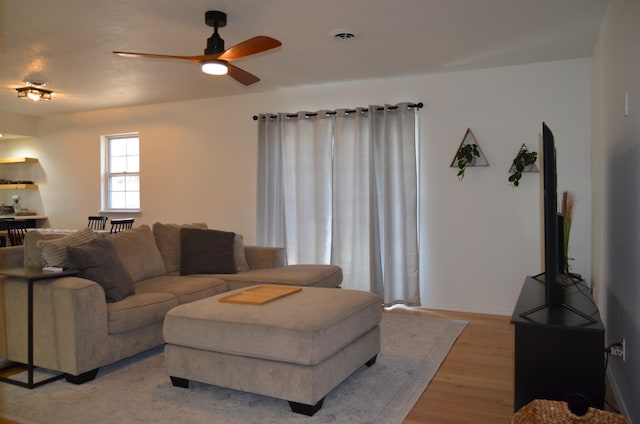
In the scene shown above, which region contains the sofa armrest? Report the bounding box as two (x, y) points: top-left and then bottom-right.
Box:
(0, 246), (24, 269)
(244, 246), (287, 269)
(0, 276), (109, 376)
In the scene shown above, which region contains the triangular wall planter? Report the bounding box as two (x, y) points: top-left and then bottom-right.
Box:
(450, 128), (489, 168)
(509, 143), (539, 173)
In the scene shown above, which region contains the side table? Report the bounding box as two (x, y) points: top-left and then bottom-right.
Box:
(0, 267), (79, 388)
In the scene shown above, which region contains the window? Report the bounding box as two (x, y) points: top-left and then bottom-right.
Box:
(102, 133), (140, 211)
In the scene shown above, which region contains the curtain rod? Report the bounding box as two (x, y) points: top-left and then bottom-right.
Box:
(252, 102), (423, 121)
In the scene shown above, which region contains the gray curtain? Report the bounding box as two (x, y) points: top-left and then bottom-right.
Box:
(256, 103), (420, 305)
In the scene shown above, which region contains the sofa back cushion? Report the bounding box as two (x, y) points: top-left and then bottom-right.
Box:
(108, 225), (166, 281)
(233, 233), (250, 272)
(152, 222), (208, 273)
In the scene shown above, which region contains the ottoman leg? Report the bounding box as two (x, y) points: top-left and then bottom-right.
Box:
(289, 397), (325, 416)
(170, 376), (189, 388)
(366, 354), (378, 367)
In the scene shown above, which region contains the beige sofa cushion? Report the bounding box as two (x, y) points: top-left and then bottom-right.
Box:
(233, 233), (250, 272)
(152, 222), (208, 273)
(222, 264), (343, 290)
(107, 292), (177, 335)
(109, 225), (166, 282)
(135, 274), (228, 304)
(243, 246), (287, 269)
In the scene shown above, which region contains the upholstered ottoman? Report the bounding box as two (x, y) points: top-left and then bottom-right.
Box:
(163, 286), (381, 416)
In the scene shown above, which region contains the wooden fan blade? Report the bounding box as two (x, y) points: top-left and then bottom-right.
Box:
(226, 63), (260, 86)
(218, 36), (281, 61)
(113, 51), (212, 63)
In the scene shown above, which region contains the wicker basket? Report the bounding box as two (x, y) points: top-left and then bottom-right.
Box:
(512, 399), (629, 424)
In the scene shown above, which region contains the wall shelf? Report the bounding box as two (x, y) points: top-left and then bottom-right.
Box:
(0, 158), (38, 164)
(0, 158), (39, 190)
(0, 184), (38, 190)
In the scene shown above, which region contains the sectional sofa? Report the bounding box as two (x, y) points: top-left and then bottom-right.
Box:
(0, 223), (342, 383)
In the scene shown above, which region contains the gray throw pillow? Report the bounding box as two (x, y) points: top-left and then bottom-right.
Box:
(180, 228), (237, 275)
(67, 238), (135, 303)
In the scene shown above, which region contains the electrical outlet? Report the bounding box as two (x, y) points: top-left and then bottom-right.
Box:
(611, 339), (626, 361)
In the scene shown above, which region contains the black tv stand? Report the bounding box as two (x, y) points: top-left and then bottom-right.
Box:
(511, 276), (605, 411)
(518, 272), (597, 325)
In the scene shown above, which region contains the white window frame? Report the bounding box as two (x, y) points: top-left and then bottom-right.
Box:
(101, 133), (141, 212)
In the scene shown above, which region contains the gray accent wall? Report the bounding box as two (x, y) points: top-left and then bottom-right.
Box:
(592, 0), (640, 421)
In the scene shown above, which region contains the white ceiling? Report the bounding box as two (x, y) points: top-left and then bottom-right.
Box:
(1, 0), (607, 121)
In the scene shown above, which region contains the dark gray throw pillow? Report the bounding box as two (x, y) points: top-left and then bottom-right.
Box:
(67, 237), (135, 303)
(180, 228), (237, 275)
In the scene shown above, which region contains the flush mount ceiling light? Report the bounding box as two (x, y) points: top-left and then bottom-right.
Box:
(16, 82), (53, 101)
(201, 59), (229, 75)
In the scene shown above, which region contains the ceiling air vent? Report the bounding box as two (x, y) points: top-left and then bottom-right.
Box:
(329, 29), (358, 41)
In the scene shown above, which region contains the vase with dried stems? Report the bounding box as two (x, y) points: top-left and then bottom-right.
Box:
(561, 191), (575, 273)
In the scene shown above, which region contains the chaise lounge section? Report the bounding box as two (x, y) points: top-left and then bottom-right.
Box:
(0, 223), (342, 384)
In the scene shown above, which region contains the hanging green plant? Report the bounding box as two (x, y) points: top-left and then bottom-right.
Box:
(508, 147), (538, 187)
(456, 143), (480, 180)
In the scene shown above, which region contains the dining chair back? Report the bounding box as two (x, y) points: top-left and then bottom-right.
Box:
(87, 216), (108, 230)
(110, 218), (134, 234)
(5, 220), (28, 246)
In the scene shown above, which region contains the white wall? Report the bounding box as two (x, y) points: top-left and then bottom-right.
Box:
(0, 112), (37, 137)
(592, 0), (640, 420)
(417, 59), (591, 315)
(0, 58), (592, 316)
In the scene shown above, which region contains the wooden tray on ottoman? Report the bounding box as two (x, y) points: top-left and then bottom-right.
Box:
(218, 285), (301, 305)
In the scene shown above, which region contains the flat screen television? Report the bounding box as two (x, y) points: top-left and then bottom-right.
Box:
(520, 123), (595, 323)
(541, 122), (565, 306)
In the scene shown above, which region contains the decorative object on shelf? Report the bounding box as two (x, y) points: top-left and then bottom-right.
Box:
(561, 190), (575, 273)
(450, 128), (489, 180)
(508, 144), (538, 187)
(11, 195), (20, 213)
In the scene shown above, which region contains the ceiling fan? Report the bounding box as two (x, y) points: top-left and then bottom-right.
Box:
(113, 10), (281, 86)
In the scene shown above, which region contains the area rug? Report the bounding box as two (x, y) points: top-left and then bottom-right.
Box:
(1, 313), (466, 424)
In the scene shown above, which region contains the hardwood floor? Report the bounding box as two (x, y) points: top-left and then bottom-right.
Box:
(0, 308), (516, 424)
(396, 308), (516, 424)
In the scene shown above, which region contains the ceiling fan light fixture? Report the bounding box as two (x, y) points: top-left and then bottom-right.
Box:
(201, 60), (229, 75)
